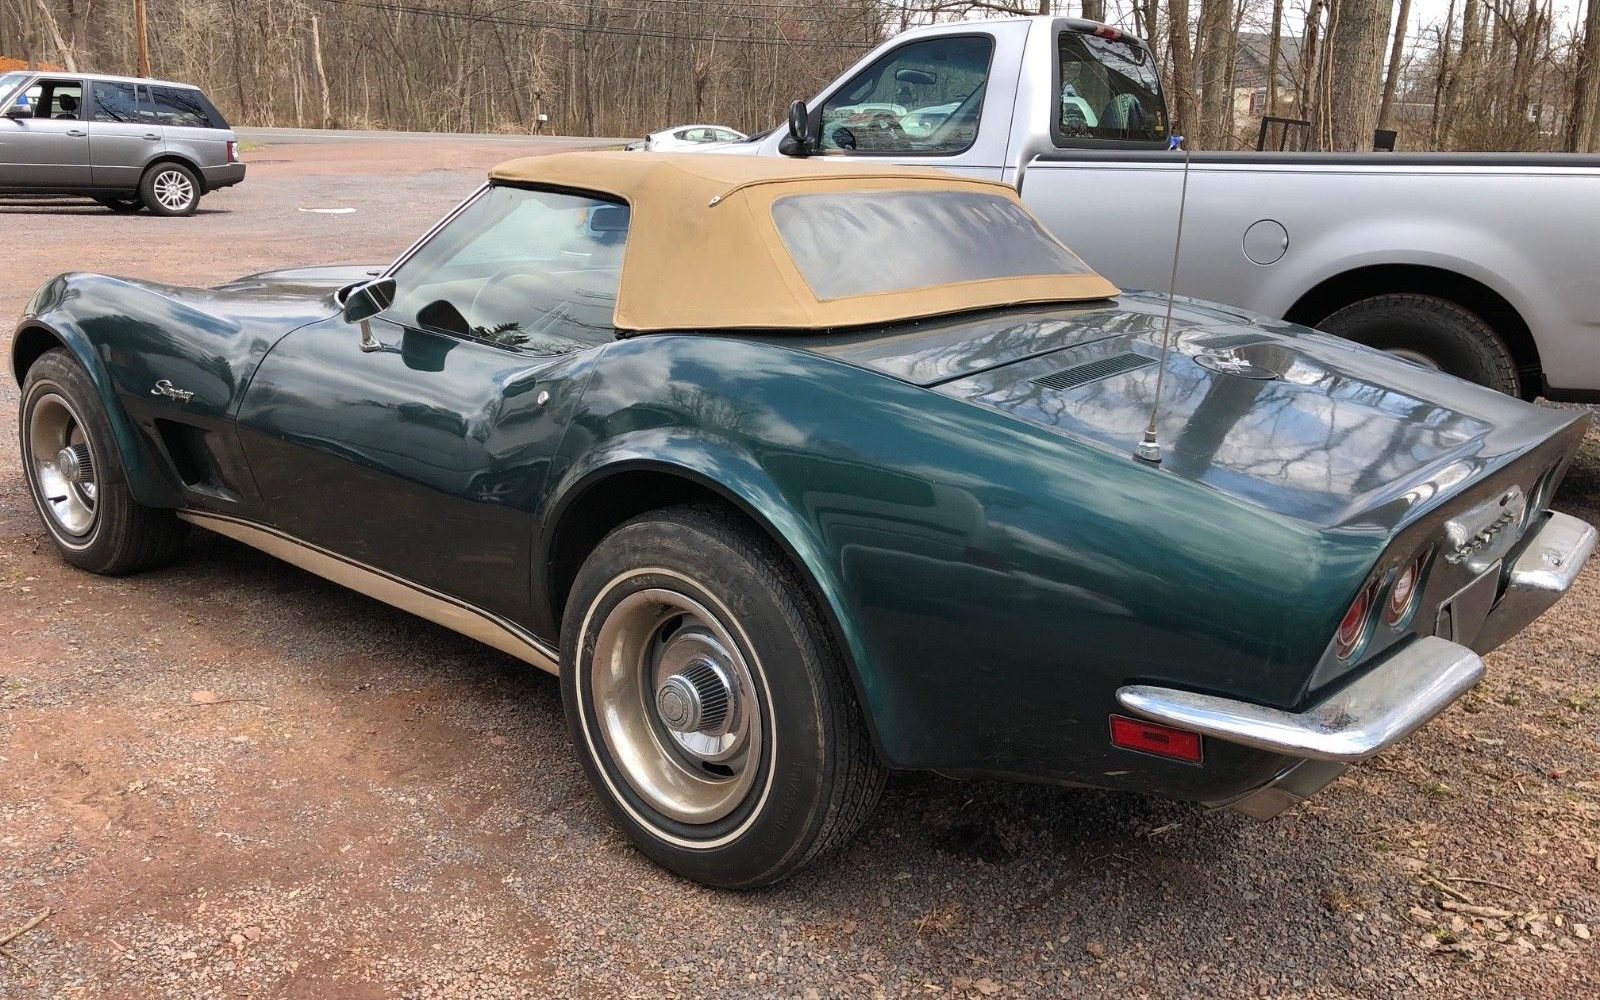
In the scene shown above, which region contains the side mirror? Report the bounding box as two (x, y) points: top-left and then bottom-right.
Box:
(342, 276), (395, 324)
(5, 104), (33, 120)
(778, 99), (812, 157)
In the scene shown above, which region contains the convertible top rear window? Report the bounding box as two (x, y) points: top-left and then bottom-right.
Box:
(771, 190), (1093, 301)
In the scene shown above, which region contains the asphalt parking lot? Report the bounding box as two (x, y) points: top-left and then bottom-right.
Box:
(1, 135), (1597, 999)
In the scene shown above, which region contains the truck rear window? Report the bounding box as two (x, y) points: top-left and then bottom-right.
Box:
(1057, 31), (1168, 144)
(771, 190), (1093, 301)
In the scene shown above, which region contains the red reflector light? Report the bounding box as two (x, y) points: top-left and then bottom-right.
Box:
(1110, 715), (1203, 763)
(1334, 583), (1373, 660)
(226, 140), (239, 163)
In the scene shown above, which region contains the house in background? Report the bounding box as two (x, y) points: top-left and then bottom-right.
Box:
(1232, 32), (1302, 121)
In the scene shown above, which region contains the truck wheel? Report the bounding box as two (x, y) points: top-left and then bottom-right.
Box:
(561, 505), (885, 888)
(1316, 293), (1519, 395)
(140, 162), (201, 217)
(19, 349), (189, 574)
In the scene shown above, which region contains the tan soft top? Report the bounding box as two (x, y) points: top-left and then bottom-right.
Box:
(487, 151), (1119, 332)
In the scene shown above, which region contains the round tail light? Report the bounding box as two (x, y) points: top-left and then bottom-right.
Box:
(1385, 554), (1425, 626)
(1334, 584), (1374, 661)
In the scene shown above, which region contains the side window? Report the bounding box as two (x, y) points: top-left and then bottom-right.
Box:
(1056, 31), (1169, 143)
(818, 35), (992, 155)
(386, 186), (629, 355)
(33, 80), (83, 120)
(149, 86), (214, 128)
(92, 82), (143, 123)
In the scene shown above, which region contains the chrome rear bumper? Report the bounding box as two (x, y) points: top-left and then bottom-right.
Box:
(1118, 636), (1485, 762)
(1470, 510), (1596, 654)
(1116, 509), (1594, 818)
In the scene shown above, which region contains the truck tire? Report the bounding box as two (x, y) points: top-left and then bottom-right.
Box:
(139, 162), (201, 217)
(1316, 293), (1519, 396)
(19, 348), (190, 574)
(562, 504), (885, 888)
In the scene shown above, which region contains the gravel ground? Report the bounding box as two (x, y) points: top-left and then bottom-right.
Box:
(0, 138), (1596, 999)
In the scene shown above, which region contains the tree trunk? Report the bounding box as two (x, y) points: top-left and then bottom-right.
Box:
(1082, 0), (1106, 21)
(310, 13), (333, 129)
(1377, 0), (1411, 130)
(1568, 0), (1600, 150)
(33, 0), (76, 71)
(1266, 0), (1284, 115)
(1195, 0), (1233, 148)
(1323, 0), (1392, 149)
(1167, 0), (1196, 138)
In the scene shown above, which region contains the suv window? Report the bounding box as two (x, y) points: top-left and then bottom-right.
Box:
(29, 79), (83, 120)
(819, 35), (992, 155)
(148, 86), (216, 128)
(1056, 31), (1168, 143)
(91, 81), (145, 123)
(386, 185), (629, 355)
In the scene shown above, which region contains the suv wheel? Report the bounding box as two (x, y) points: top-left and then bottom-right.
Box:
(140, 163), (201, 217)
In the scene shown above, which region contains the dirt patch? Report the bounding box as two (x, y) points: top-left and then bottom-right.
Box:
(1, 136), (1596, 999)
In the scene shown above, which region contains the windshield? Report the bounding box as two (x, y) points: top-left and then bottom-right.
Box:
(771, 190), (1094, 301)
(1057, 31), (1168, 143)
(0, 72), (28, 106)
(385, 185), (628, 354)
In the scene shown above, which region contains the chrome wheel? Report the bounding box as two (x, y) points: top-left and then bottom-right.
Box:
(1385, 347), (1443, 371)
(27, 392), (98, 538)
(589, 581), (763, 827)
(152, 169), (195, 212)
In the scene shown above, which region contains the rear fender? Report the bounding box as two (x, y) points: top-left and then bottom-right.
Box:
(539, 433), (887, 756)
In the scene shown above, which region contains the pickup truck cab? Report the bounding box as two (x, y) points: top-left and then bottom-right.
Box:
(720, 16), (1600, 400)
(0, 70), (245, 216)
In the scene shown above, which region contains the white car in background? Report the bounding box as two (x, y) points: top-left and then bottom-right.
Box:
(627, 124), (746, 151)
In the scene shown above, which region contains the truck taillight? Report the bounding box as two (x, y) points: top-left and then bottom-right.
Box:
(226, 140), (238, 163)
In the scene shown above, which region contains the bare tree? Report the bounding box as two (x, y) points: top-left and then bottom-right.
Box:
(1322, 0), (1392, 148)
(1571, 0), (1600, 149)
(1378, 0), (1412, 129)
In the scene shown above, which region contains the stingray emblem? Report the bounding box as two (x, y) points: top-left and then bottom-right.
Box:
(151, 379), (195, 403)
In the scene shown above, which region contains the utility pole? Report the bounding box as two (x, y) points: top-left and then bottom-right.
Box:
(134, 0), (151, 77)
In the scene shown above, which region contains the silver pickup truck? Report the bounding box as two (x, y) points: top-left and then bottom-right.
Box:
(0, 71), (245, 216)
(713, 15), (1600, 400)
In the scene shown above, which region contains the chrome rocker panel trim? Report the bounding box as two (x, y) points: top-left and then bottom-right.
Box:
(1470, 510), (1597, 655)
(1116, 635), (1485, 763)
(178, 510), (560, 674)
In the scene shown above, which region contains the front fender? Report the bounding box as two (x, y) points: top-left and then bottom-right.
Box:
(13, 279), (185, 508)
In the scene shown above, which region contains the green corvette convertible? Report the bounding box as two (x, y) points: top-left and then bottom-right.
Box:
(12, 152), (1595, 887)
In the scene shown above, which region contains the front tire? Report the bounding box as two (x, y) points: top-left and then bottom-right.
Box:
(1316, 293), (1520, 395)
(19, 349), (189, 574)
(139, 162), (201, 216)
(561, 505), (884, 888)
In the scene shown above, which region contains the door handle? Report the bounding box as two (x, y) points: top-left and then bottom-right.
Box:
(65, 129), (86, 137)
(143, 133), (159, 141)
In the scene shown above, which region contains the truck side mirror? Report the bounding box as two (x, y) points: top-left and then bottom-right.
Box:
(342, 276), (395, 324)
(778, 100), (812, 157)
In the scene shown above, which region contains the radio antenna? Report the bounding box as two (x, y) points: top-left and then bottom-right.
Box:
(1135, 135), (1192, 465)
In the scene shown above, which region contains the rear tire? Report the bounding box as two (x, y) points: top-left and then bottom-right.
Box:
(93, 195), (145, 214)
(561, 505), (884, 888)
(139, 162), (201, 217)
(19, 349), (189, 574)
(1316, 293), (1520, 395)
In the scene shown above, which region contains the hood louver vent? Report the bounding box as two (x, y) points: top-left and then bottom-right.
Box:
(1031, 352), (1155, 392)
